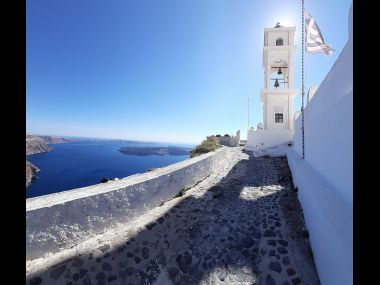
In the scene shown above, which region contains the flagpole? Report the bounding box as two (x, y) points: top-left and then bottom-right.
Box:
(301, 0), (305, 159)
(248, 97), (250, 130)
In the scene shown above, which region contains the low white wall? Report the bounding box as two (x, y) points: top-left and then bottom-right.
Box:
(219, 136), (239, 147)
(26, 146), (234, 261)
(293, 7), (352, 205)
(294, 90), (352, 202)
(307, 85), (319, 103)
(293, 114), (302, 156)
(246, 129), (294, 149)
(290, 3), (352, 285)
(287, 149), (352, 285)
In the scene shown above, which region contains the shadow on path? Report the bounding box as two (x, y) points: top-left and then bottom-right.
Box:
(27, 150), (320, 285)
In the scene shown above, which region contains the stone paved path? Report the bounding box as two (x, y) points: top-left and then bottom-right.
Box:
(27, 148), (320, 285)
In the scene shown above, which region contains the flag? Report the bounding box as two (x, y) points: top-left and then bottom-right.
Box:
(304, 10), (334, 55)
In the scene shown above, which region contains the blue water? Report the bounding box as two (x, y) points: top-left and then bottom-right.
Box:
(26, 140), (192, 198)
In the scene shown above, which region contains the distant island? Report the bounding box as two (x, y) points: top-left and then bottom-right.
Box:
(119, 146), (191, 156)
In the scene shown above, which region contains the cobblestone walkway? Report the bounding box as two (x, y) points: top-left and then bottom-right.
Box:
(28, 149), (320, 285)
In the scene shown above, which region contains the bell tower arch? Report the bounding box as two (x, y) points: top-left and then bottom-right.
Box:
(247, 22), (299, 150)
(261, 22), (298, 130)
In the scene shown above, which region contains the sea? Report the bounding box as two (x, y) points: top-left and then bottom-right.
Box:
(26, 140), (193, 199)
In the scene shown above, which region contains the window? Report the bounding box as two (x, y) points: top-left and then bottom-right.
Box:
(276, 38), (283, 46)
(275, 113), (283, 123)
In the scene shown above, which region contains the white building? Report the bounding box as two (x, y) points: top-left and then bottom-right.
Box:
(246, 23), (298, 149)
(287, 3), (353, 284)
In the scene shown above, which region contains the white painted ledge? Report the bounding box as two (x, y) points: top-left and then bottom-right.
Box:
(26, 146), (234, 261)
(287, 149), (352, 285)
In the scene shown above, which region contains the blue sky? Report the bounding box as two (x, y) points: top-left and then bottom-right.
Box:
(27, 0), (352, 144)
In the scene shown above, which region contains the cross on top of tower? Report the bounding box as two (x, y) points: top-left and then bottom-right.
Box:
(274, 22), (284, 28)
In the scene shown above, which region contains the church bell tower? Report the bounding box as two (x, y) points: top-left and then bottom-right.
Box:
(261, 22), (298, 130)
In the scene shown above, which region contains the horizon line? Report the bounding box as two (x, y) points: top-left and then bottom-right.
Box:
(26, 132), (198, 146)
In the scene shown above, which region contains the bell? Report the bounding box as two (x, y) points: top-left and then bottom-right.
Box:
(277, 67), (282, 75)
(274, 79), (280, 88)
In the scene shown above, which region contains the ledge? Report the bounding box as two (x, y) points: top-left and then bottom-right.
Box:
(287, 149), (352, 285)
(26, 146), (233, 261)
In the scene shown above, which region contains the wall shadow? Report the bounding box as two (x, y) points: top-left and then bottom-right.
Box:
(27, 150), (319, 285)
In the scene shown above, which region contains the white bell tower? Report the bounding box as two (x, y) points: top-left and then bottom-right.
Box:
(261, 22), (298, 130)
(246, 22), (299, 149)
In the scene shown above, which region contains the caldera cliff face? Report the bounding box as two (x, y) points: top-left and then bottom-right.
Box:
(26, 160), (39, 187)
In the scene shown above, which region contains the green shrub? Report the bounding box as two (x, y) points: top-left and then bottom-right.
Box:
(174, 187), (187, 198)
(190, 137), (219, 158)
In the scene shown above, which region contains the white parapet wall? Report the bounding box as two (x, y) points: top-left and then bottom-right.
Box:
(293, 7), (352, 205)
(289, 3), (352, 285)
(246, 129), (294, 150)
(26, 146), (234, 261)
(287, 149), (352, 285)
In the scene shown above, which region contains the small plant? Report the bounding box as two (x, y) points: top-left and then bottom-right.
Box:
(216, 134), (221, 137)
(224, 134), (230, 137)
(174, 187), (187, 198)
(190, 137), (219, 158)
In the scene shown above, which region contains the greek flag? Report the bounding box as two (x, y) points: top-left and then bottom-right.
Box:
(304, 10), (334, 55)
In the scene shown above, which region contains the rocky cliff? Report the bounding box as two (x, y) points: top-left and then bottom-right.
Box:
(39, 135), (75, 144)
(26, 161), (39, 187)
(26, 135), (52, 155)
(26, 134), (76, 188)
(26, 134), (79, 155)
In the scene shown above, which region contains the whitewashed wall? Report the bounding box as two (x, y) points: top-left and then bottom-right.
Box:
(293, 9), (352, 204)
(265, 95), (290, 130)
(287, 149), (352, 285)
(293, 111), (302, 155)
(246, 129), (294, 149)
(26, 147), (234, 261)
(264, 27), (295, 46)
(290, 3), (352, 285)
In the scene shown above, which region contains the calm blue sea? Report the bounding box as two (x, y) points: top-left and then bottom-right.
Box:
(26, 140), (192, 199)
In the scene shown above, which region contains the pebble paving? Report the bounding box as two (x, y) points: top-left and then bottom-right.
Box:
(27, 148), (320, 285)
